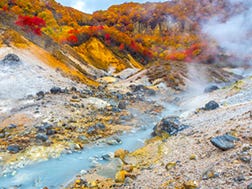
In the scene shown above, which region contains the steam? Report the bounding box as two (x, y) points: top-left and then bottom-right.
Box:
(185, 63), (208, 95)
(203, 0), (252, 66)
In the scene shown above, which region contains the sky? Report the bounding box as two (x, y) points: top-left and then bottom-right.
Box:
(56, 0), (167, 13)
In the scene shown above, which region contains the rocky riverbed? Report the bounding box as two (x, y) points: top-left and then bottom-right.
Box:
(67, 77), (252, 189)
(0, 51), (251, 189)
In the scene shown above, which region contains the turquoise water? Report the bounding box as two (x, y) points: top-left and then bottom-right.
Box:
(0, 104), (179, 189)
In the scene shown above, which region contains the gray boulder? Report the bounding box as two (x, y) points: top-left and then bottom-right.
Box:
(152, 116), (189, 136)
(2, 54), (21, 65)
(210, 134), (239, 151)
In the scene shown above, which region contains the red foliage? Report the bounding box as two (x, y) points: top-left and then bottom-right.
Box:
(88, 25), (104, 32)
(130, 40), (137, 51)
(2, 5), (8, 11)
(68, 29), (79, 35)
(105, 33), (110, 41)
(67, 35), (78, 44)
(15, 15), (46, 36)
(119, 43), (125, 51)
(143, 50), (153, 59)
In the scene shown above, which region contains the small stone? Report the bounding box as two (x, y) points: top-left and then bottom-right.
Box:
(204, 85), (219, 93)
(102, 154), (111, 161)
(165, 162), (176, 171)
(210, 134), (238, 151)
(247, 183), (252, 189)
(7, 145), (21, 153)
(50, 87), (61, 94)
(118, 101), (127, 109)
(202, 169), (219, 180)
(190, 154), (197, 160)
(46, 129), (56, 136)
(234, 175), (245, 182)
(87, 126), (96, 135)
(36, 133), (48, 142)
(0, 133), (5, 138)
(239, 154), (251, 163)
(8, 124), (17, 129)
(89, 181), (97, 188)
(184, 180), (199, 189)
(145, 88), (156, 96)
(75, 179), (81, 184)
(95, 123), (106, 130)
(124, 177), (134, 185)
(71, 86), (77, 91)
(106, 136), (122, 145)
(36, 91), (45, 99)
(114, 149), (129, 161)
(204, 100), (219, 110)
(78, 135), (89, 143)
(74, 143), (83, 150)
(115, 170), (127, 183)
(2, 54), (20, 65)
(72, 95), (78, 99)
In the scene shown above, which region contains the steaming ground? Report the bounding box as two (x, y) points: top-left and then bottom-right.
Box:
(203, 0), (252, 68)
(0, 47), (80, 100)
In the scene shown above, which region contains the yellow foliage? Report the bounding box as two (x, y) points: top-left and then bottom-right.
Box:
(27, 43), (98, 86)
(75, 38), (131, 72)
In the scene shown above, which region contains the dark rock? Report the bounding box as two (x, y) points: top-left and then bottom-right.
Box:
(71, 86), (77, 91)
(210, 134), (239, 151)
(46, 129), (56, 136)
(102, 154), (112, 161)
(234, 175), (245, 182)
(2, 54), (20, 65)
(87, 123), (106, 135)
(87, 126), (96, 135)
(145, 88), (156, 96)
(36, 91), (45, 100)
(112, 106), (120, 113)
(239, 155), (251, 163)
(129, 84), (145, 92)
(7, 124), (17, 129)
(152, 116), (189, 136)
(95, 123), (106, 130)
(247, 183), (252, 189)
(36, 123), (53, 132)
(36, 133), (48, 142)
(118, 101), (126, 109)
(116, 94), (124, 100)
(78, 135), (89, 143)
(0, 133), (5, 138)
(72, 95), (78, 99)
(50, 87), (61, 94)
(204, 85), (219, 93)
(204, 100), (219, 110)
(7, 145), (21, 153)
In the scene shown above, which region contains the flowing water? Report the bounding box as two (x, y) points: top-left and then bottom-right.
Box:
(0, 104), (180, 189)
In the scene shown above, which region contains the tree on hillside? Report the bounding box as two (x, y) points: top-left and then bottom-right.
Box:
(15, 15), (46, 36)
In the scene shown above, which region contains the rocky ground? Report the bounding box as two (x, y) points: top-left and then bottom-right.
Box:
(0, 52), (170, 177)
(68, 77), (252, 189)
(0, 50), (251, 189)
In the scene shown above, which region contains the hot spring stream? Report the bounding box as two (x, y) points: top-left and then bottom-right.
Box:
(0, 105), (180, 189)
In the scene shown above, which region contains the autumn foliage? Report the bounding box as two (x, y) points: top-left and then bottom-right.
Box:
(0, 0), (234, 64)
(15, 15), (46, 35)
